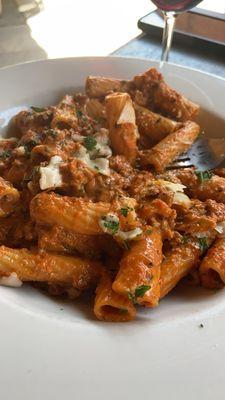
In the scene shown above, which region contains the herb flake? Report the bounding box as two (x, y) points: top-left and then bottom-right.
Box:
(83, 136), (97, 151)
(24, 140), (38, 156)
(194, 170), (212, 183)
(121, 207), (129, 217)
(198, 237), (208, 252)
(182, 235), (189, 244)
(128, 284), (151, 304)
(101, 216), (119, 235)
(135, 285), (151, 298)
(146, 229), (152, 235)
(0, 150), (11, 159)
(47, 129), (58, 138)
(30, 106), (47, 113)
(120, 206), (133, 217)
(76, 110), (83, 118)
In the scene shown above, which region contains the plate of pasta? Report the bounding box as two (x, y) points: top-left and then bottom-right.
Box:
(0, 56), (225, 399)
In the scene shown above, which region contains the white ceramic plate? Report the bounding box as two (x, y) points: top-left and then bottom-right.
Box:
(0, 57), (225, 400)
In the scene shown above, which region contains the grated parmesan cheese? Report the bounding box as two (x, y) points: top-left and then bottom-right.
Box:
(75, 145), (110, 176)
(0, 272), (22, 287)
(99, 214), (119, 234)
(92, 129), (112, 158)
(117, 227), (143, 241)
(99, 213), (143, 241)
(39, 155), (63, 190)
(215, 221), (225, 237)
(157, 179), (191, 207)
(117, 98), (136, 125)
(157, 180), (186, 193)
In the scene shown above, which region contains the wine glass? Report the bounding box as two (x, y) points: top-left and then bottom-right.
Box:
(151, 0), (203, 64)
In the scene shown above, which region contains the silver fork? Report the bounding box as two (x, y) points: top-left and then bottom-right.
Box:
(169, 137), (225, 171)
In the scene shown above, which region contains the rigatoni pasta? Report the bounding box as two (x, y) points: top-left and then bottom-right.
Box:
(139, 121), (200, 172)
(0, 246), (102, 289)
(30, 192), (111, 235)
(134, 103), (181, 147)
(113, 228), (162, 307)
(170, 168), (225, 203)
(0, 64), (222, 322)
(0, 176), (20, 217)
(160, 239), (201, 298)
(105, 92), (138, 165)
(94, 270), (136, 322)
(199, 238), (225, 289)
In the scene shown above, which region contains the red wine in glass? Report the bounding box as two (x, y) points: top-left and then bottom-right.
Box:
(151, 0), (203, 13)
(151, 0), (203, 62)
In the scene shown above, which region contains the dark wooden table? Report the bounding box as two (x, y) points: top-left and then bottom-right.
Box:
(113, 33), (225, 78)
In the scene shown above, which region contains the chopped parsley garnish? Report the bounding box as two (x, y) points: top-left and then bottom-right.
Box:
(30, 106), (47, 113)
(83, 136), (97, 151)
(135, 285), (151, 298)
(24, 140), (38, 156)
(0, 150), (11, 159)
(182, 235), (189, 244)
(120, 207), (133, 217)
(128, 285), (151, 303)
(101, 216), (119, 235)
(194, 170), (212, 183)
(76, 110), (83, 118)
(47, 129), (58, 138)
(198, 237), (208, 252)
(146, 229), (152, 235)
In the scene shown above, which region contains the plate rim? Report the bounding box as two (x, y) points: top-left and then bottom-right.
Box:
(0, 55), (225, 83)
(0, 55), (225, 400)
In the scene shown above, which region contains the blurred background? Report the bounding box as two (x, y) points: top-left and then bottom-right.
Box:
(0, 0), (224, 68)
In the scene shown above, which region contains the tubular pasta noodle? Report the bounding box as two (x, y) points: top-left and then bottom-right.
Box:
(213, 168), (225, 178)
(113, 228), (162, 307)
(85, 98), (106, 121)
(105, 92), (138, 165)
(132, 67), (199, 121)
(86, 76), (128, 98)
(139, 121), (200, 172)
(200, 238), (225, 289)
(51, 108), (78, 130)
(174, 168), (225, 204)
(0, 246), (102, 289)
(0, 177), (20, 217)
(37, 224), (122, 261)
(94, 270), (136, 322)
(160, 240), (201, 298)
(51, 95), (78, 129)
(134, 103), (181, 146)
(30, 192), (111, 235)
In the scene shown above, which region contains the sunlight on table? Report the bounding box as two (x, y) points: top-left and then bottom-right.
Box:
(26, 0), (224, 59)
(26, 0), (151, 58)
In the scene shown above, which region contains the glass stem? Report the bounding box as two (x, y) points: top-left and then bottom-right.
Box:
(161, 12), (177, 64)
